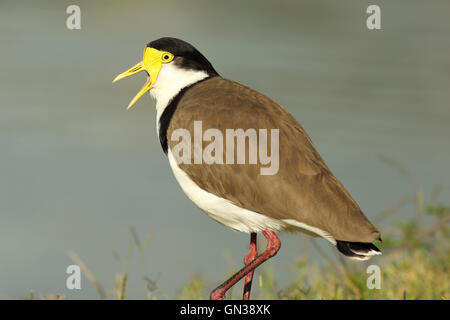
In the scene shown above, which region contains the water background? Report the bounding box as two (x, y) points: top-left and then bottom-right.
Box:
(1, 0), (449, 298)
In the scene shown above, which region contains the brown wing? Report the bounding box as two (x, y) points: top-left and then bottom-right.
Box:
(167, 77), (380, 242)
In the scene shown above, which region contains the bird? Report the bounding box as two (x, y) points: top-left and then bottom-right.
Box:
(113, 37), (382, 300)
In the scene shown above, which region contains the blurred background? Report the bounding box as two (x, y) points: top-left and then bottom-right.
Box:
(0, 0), (449, 299)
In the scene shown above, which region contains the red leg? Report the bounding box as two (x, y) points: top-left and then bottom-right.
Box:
(210, 230), (281, 300)
(243, 233), (257, 300)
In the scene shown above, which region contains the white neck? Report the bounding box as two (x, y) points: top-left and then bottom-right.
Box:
(150, 63), (209, 131)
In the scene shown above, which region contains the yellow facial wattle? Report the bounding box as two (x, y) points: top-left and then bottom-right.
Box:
(112, 47), (174, 110)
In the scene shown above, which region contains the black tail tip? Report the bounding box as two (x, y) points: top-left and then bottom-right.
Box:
(336, 240), (381, 261)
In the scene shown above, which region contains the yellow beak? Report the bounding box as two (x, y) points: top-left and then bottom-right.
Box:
(113, 47), (165, 110)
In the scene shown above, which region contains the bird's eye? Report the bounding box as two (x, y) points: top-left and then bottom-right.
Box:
(161, 52), (174, 63)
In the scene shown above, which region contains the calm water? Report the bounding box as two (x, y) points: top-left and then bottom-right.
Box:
(1, 0), (449, 298)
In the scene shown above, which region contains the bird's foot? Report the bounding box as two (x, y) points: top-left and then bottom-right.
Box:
(210, 289), (226, 300)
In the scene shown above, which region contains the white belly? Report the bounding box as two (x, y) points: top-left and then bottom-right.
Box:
(167, 149), (336, 244)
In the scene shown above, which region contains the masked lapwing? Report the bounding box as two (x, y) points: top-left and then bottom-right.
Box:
(113, 37), (382, 300)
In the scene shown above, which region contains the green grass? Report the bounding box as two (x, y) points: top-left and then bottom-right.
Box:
(175, 202), (449, 300)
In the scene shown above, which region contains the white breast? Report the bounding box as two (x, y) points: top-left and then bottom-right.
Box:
(149, 63), (209, 132)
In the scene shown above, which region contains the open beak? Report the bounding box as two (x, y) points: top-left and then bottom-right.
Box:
(113, 47), (164, 110)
